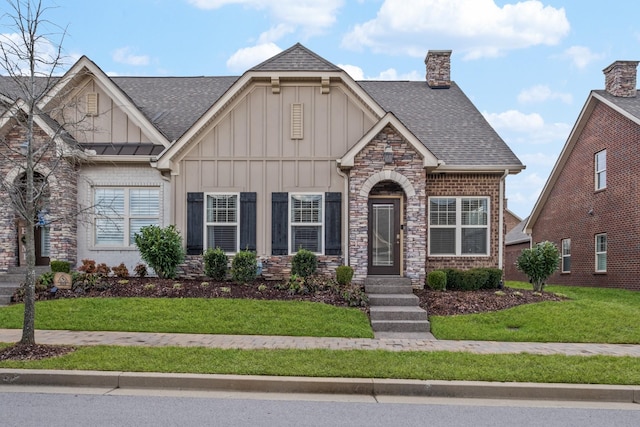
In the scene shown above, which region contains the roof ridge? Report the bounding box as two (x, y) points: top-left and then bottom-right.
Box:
(250, 43), (342, 72)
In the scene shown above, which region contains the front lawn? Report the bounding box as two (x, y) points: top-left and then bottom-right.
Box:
(0, 298), (373, 338)
(430, 282), (640, 343)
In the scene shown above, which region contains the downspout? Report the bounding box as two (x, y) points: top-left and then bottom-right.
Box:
(336, 165), (349, 266)
(498, 169), (509, 271)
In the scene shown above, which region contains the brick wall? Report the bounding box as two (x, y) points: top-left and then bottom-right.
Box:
(425, 173), (503, 272)
(504, 241), (530, 283)
(532, 101), (640, 290)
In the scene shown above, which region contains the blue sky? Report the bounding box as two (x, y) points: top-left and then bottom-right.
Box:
(4, 0), (640, 219)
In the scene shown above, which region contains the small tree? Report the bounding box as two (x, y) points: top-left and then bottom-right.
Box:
(516, 241), (559, 292)
(134, 225), (185, 279)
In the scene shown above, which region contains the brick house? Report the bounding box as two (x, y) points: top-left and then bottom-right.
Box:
(525, 60), (640, 290)
(0, 44), (523, 287)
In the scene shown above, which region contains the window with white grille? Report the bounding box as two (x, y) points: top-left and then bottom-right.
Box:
(206, 194), (239, 253)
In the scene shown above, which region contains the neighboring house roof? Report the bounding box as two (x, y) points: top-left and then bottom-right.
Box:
(525, 89), (640, 233)
(506, 217), (531, 246)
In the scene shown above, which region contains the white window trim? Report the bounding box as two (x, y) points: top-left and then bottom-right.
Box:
(595, 150), (606, 191)
(561, 238), (571, 273)
(428, 196), (490, 257)
(595, 233), (607, 273)
(204, 192), (240, 254)
(289, 192), (324, 255)
(93, 186), (161, 249)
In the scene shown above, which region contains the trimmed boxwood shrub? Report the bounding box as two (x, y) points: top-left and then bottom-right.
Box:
(204, 247), (228, 281)
(442, 268), (503, 291)
(231, 250), (257, 284)
(335, 265), (354, 285)
(427, 270), (447, 291)
(291, 249), (317, 278)
(50, 260), (70, 273)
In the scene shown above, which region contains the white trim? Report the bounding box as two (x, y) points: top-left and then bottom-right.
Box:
(595, 233), (607, 273)
(289, 192), (324, 255)
(428, 196), (491, 257)
(204, 192), (240, 254)
(595, 149), (607, 191)
(561, 238), (571, 273)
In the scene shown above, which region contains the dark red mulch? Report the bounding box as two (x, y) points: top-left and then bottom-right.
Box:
(0, 343), (75, 361)
(417, 287), (566, 316)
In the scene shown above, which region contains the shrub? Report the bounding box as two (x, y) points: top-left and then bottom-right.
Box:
(231, 249), (257, 284)
(335, 265), (354, 286)
(134, 225), (185, 279)
(111, 263), (129, 278)
(516, 241), (560, 292)
(287, 274), (308, 294)
(342, 283), (368, 307)
(96, 263), (110, 277)
(134, 263), (148, 278)
(36, 272), (54, 291)
(50, 260), (70, 273)
(78, 259), (97, 274)
(441, 268), (462, 290)
(483, 268), (503, 289)
(203, 247), (228, 281)
(427, 270), (447, 291)
(291, 249), (317, 278)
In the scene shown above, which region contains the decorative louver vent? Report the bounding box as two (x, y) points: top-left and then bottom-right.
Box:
(291, 103), (303, 140)
(86, 92), (99, 116)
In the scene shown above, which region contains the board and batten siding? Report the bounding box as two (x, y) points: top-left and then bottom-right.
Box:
(174, 81), (377, 256)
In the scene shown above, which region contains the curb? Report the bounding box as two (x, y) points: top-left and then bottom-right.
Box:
(1, 369), (639, 403)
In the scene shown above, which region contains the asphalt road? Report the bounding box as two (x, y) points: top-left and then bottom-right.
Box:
(1, 386), (638, 427)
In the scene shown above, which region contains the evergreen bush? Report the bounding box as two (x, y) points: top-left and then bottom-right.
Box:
(427, 270), (447, 291)
(291, 248), (317, 278)
(231, 250), (257, 284)
(335, 265), (354, 285)
(204, 247), (228, 281)
(134, 225), (185, 279)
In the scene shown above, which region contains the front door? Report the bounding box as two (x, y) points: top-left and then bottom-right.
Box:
(368, 198), (401, 275)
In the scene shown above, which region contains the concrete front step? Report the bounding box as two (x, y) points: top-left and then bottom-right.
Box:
(368, 293), (419, 306)
(370, 306), (428, 321)
(370, 319), (431, 333)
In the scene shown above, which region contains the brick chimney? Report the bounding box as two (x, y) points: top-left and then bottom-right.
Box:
(603, 60), (639, 97)
(425, 50), (451, 89)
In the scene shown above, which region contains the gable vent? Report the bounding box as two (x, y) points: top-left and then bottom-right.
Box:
(291, 103), (303, 140)
(86, 92), (99, 116)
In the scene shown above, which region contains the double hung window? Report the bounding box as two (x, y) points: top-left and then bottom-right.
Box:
(206, 194), (239, 253)
(595, 150), (606, 190)
(429, 197), (489, 255)
(290, 194), (323, 253)
(561, 238), (571, 273)
(94, 187), (160, 246)
(595, 233), (607, 272)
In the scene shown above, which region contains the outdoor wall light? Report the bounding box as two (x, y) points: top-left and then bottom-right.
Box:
(19, 141), (29, 156)
(383, 143), (393, 164)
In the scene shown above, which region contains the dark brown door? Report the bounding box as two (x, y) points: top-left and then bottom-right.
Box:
(368, 198), (401, 275)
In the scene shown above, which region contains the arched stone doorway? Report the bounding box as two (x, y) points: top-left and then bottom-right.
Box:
(368, 181), (404, 275)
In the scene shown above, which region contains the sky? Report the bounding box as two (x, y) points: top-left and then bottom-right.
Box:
(2, 0), (639, 219)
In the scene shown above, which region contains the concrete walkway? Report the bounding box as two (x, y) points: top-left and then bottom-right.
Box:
(1, 329), (640, 357)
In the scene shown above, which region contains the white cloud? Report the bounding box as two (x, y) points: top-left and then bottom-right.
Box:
(342, 0), (569, 59)
(518, 84), (572, 104)
(561, 46), (605, 69)
(189, 0), (343, 34)
(484, 110), (545, 132)
(338, 64), (421, 81)
(258, 24), (295, 44)
(226, 43), (282, 72)
(484, 109), (571, 146)
(112, 47), (150, 66)
(0, 32), (69, 76)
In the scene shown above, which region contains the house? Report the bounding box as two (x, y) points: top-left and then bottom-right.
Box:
(0, 44), (523, 287)
(504, 216), (531, 283)
(525, 60), (640, 290)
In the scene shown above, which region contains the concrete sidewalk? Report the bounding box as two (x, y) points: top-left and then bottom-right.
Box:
(1, 328), (640, 357)
(1, 329), (639, 403)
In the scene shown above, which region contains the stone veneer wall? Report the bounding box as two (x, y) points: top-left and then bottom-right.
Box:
(0, 125), (78, 270)
(425, 173), (503, 272)
(178, 254), (343, 281)
(348, 125), (427, 288)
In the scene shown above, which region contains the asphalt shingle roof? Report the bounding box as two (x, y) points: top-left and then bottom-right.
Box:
(593, 89), (640, 121)
(250, 43), (342, 72)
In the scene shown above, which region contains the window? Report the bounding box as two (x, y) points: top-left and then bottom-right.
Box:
(41, 227), (51, 257)
(595, 150), (606, 190)
(206, 193), (238, 253)
(429, 197), (489, 255)
(561, 238), (571, 273)
(94, 187), (159, 246)
(290, 193), (323, 253)
(595, 233), (607, 272)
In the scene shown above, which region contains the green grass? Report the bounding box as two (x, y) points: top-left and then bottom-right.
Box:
(0, 344), (638, 385)
(431, 282), (640, 343)
(0, 298), (373, 338)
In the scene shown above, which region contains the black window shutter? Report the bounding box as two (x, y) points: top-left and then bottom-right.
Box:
(186, 192), (204, 255)
(240, 192), (257, 252)
(271, 192), (288, 255)
(324, 192), (342, 255)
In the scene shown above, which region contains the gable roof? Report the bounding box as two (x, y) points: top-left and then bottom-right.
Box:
(506, 217), (531, 246)
(525, 89), (640, 233)
(250, 43), (342, 72)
